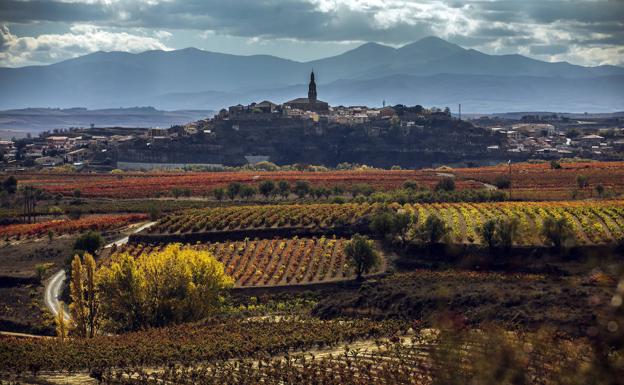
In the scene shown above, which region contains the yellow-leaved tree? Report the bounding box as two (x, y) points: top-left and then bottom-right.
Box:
(69, 253), (98, 338)
(97, 244), (234, 331)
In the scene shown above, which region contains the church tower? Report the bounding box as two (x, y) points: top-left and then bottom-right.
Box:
(308, 71), (317, 102)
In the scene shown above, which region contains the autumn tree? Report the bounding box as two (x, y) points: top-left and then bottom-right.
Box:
(55, 301), (69, 342)
(69, 253), (98, 338)
(97, 244), (234, 331)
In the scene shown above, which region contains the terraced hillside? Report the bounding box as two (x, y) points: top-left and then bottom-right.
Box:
(146, 201), (624, 245)
(114, 237), (384, 287)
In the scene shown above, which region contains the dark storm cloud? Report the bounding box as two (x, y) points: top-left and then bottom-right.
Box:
(0, 0), (114, 23)
(0, 0), (434, 44)
(0, 0), (622, 45)
(0, 0), (622, 66)
(473, 0), (624, 24)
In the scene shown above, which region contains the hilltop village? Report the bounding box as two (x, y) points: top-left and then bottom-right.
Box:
(1, 72), (623, 171)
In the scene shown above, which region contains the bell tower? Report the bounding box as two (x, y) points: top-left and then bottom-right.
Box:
(308, 71), (317, 102)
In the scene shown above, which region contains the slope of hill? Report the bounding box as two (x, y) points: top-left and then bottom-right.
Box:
(1, 36), (622, 112)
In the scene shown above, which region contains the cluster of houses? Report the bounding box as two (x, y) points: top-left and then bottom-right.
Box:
(0, 133), (134, 170)
(486, 123), (624, 158)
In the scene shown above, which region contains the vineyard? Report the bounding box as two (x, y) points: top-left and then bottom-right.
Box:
(99, 330), (589, 385)
(147, 201), (624, 246)
(115, 237), (383, 287)
(0, 318), (407, 374)
(0, 214), (148, 240)
(147, 203), (378, 234)
(453, 161), (624, 200)
(17, 169), (482, 198)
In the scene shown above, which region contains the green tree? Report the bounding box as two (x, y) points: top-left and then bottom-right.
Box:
(148, 205), (161, 221)
(258, 180), (276, 199)
(541, 216), (575, 250)
(595, 184), (605, 197)
(480, 219), (497, 249)
(494, 217), (519, 250)
(419, 214), (448, 244)
(435, 178), (455, 192)
(576, 174), (589, 189)
(21, 186), (37, 223)
(493, 176), (511, 189)
(479, 218), (519, 250)
(403, 180), (419, 190)
(212, 187), (225, 201)
(351, 183), (375, 197)
(344, 234), (380, 280)
(332, 185), (345, 196)
(240, 185), (256, 200)
(293, 180), (311, 198)
(227, 182), (242, 200)
(278, 180), (290, 199)
(550, 160), (562, 169)
(369, 211), (395, 238)
(73, 231), (103, 255)
(2, 176), (17, 194)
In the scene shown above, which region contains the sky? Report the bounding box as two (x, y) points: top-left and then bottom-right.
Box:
(0, 0), (623, 68)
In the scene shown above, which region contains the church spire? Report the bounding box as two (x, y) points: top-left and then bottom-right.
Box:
(308, 71), (317, 102)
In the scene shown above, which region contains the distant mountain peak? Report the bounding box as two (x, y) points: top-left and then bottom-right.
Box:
(400, 36), (464, 52)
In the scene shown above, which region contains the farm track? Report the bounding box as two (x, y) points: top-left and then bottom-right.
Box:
(43, 221), (156, 321)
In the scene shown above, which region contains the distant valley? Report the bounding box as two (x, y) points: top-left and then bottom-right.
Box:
(0, 107), (213, 138)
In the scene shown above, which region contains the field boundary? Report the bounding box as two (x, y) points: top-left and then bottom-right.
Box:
(129, 224), (370, 244)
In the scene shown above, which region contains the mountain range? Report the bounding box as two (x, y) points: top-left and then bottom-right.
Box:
(1, 36), (623, 113)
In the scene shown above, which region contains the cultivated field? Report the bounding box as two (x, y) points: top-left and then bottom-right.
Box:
(453, 161), (624, 200)
(17, 169), (482, 198)
(146, 200), (624, 245)
(114, 237), (383, 287)
(0, 214), (147, 240)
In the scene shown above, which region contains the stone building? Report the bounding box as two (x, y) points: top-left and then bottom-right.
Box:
(284, 71), (329, 113)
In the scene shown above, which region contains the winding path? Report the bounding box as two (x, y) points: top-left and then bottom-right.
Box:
(43, 221), (156, 320)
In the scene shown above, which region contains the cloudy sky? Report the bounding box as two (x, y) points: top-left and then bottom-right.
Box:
(1, 0), (623, 67)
